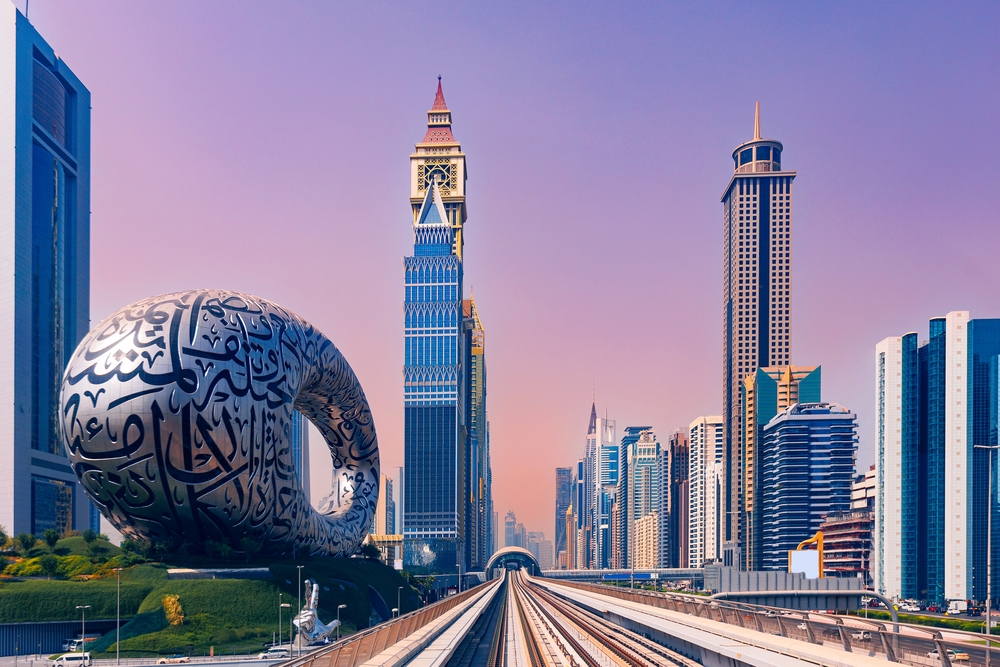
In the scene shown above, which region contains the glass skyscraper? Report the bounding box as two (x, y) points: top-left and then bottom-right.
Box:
(403, 80), (471, 572)
(0, 5), (94, 536)
(759, 403), (857, 571)
(463, 296), (492, 568)
(876, 312), (1000, 604)
(741, 365), (820, 570)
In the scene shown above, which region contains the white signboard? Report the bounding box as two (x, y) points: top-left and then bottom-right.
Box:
(788, 550), (820, 579)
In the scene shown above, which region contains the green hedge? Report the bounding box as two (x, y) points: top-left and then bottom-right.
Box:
(137, 580), (283, 628)
(87, 609), (168, 653)
(0, 579), (156, 622)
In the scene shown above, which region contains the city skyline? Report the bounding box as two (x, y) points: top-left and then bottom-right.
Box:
(15, 1), (1000, 538)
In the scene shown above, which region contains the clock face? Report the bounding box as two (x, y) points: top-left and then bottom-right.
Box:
(418, 159), (457, 194)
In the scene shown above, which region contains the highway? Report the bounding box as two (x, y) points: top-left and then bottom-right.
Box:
(283, 570), (1000, 667)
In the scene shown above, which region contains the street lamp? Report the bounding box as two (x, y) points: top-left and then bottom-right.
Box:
(113, 568), (123, 666)
(391, 608), (399, 619)
(279, 594), (291, 649)
(336, 605), (346, 641)
(76, 605), (90, 661)
(397, 586), (403, 617)
(296, 565), (304, 658)
(975, 443), (999, 667)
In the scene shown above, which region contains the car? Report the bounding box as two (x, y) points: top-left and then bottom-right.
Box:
(851, 631), (872, 641)
(928, 605), (940, 613)
(797, 622), (808, 630)
(926, 649), (970, 662)
(55, 653), (91, 667)
(258, 647), (291, 660)
(156, 655), (190, 664)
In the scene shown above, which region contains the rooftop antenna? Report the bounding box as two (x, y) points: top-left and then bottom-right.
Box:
(753, 101), (761, 140)
(25, 0), (28, 19)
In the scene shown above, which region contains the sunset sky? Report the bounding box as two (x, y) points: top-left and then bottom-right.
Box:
(23, 1), (1000, 541)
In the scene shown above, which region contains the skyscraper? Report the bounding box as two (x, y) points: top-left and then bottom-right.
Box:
(616, 426), (651, 571)
(721, 103), (796, 567)
(504, 510), (517, 548)
(463, 296), (491, 568)
(742, 365), (820, 570)
(289, 411), (311, 501)
(589, 407), (616, 569)
(667, 430), (690, 568)
(373, 474), (396, 535)
(688, 416), (724, 568)
(759, 403), (857, 571)
(626, 429), (659, 568)
(554, 467), (573, 558)
(875, 312), (1000, 605)
(0, 5), (94, 537)
(403, 79), (470, 572)
(394, 466), (404, 534)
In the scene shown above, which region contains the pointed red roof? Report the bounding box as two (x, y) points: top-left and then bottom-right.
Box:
(431, 77), (448, 110)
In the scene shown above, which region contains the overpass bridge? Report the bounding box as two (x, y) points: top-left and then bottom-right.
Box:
(279, 570), (995, 667)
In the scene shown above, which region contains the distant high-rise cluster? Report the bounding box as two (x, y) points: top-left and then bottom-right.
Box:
(553, 106), (862, 580)
(402, 80), (493, 573)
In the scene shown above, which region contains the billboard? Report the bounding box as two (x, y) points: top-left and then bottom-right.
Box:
(788, 550), (821, 579)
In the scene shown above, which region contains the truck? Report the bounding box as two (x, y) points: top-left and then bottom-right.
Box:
(945, 600), (968, 615)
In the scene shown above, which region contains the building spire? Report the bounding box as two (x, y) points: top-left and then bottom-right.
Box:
(588, 402), (597, 435)
(432, 76), (448, 111)
(753, 101), (761, 140)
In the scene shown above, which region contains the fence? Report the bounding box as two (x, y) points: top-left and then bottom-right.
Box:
(546, 579), (1000, 667)
(281, 583), (489, 667)
(0, 619), (124, 657)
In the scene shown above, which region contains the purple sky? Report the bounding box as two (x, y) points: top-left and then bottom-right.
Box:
(24, 1), (1000, 541)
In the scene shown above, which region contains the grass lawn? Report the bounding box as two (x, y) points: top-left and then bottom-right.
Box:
(0, 558), (419, 657)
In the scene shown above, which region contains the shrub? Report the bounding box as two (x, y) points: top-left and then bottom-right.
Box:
(240, 538), (262, 562)
(81, 529), (98, 544)
(16, 533), (36, 553)
(43, 529), (60, 549)
(163, 594), (184, 626)
(0, 524), (8, 549)
(359, 544), (381, 561)
(37, 554), (59, 578)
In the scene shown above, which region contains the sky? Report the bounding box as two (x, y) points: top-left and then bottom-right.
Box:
(21, 1), (1000, 543)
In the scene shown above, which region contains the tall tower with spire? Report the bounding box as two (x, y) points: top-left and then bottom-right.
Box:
(720, 103), (796, 568)
(403, 79), (471, 572)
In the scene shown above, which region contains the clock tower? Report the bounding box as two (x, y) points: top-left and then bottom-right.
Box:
(410, 77), (468, 259)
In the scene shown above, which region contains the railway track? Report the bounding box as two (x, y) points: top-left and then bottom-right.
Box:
(504, 570), (700, 667)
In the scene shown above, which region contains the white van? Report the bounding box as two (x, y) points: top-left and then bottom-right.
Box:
(55, 653), (91, 667)
(257, 647), (290, 660)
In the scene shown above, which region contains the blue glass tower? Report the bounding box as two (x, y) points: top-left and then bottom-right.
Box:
(0, 5), (94, 537)
(876, 312), (1000, 604)
(759, 403), (857, 571)
(403, 80), (470, 573)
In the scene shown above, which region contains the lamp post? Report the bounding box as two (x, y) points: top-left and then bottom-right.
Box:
(113, 567), (122, 666)
(278, 594), (290, 649)
(336, 605), (346, 641)
(975, 443), (999, 667)
(397, 586), (403, 617)
(391, 608), (398, 620)
(296, 565), (303, 657)
(76, 605), (90, 661)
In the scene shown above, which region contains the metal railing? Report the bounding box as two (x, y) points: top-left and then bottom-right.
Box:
(546, 579), (1000, 667)
(278, 582), (490, 667)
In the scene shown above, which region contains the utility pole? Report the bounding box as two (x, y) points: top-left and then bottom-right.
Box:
(975, 444), (999, 667)
(296, 565), (303, 658)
